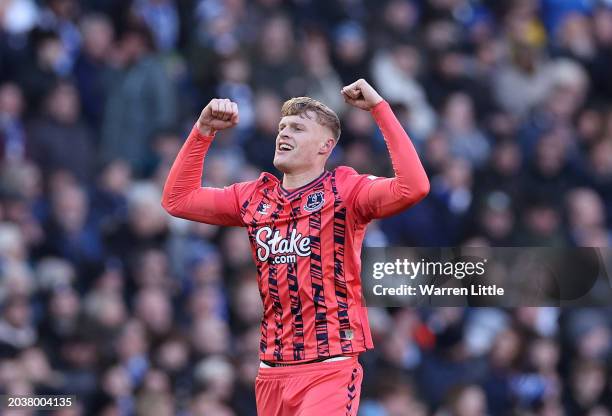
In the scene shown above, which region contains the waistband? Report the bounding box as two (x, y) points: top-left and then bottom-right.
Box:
(261, 355), (350, 368)
(257, 356), (358, 379)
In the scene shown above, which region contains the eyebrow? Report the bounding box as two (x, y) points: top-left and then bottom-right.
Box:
(278, 121), (307, 130)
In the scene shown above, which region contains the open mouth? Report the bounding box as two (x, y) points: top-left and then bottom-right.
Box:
(277, 143), (294, 152)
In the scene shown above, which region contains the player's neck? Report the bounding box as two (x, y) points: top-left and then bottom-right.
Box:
(282, 168), (325, 190)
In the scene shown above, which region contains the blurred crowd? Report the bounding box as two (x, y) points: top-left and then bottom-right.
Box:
(0, 0), (612, 415)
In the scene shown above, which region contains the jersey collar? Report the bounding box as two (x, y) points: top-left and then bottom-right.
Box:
(279, 171), (329, 199)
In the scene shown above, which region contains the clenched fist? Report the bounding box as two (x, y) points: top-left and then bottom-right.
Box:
(196, 98), (239, 136)
(341, 79), (384, 111)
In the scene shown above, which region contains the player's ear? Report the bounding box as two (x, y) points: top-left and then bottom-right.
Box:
(318, 137), (336, 155)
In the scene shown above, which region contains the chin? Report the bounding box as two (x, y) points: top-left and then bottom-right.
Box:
(273, 154), (294, 173)
(273, 158), (291, 173)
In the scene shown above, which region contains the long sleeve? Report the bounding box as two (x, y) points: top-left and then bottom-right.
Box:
(353, 100), (430, 222)
(161, 126), (244, 226)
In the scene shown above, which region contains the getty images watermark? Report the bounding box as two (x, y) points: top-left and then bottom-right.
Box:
(361, 247), (612, 306)
(371, 258), (502, 297)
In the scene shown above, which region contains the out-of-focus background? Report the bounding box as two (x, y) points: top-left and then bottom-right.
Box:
(0, 0), (611, 414)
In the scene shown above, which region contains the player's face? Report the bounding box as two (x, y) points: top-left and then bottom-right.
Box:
(273, 113), (333, 173)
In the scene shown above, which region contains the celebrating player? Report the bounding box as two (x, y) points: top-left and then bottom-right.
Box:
(162, 79), (429, 415)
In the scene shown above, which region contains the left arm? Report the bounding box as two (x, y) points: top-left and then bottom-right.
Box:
(341, 79), (430, 221)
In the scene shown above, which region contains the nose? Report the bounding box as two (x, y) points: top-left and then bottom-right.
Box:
(279, 128), (291, 140)
(278, 127), (289, 137)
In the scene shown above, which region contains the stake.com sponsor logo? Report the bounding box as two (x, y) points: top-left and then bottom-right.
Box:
(255, 226), (311, 264)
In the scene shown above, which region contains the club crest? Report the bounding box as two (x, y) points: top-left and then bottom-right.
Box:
(304, 191), (325, 212)
(257, 202), (271, 215)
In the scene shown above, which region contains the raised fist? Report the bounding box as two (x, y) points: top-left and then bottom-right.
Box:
(341, 79), (384, 111)
(196, 98), (239, 136)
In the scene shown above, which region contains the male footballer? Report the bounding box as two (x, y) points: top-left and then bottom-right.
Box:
(162, 79), (429, 415)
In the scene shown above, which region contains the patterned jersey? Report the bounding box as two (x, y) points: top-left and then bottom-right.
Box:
(162, 101), (430, 362)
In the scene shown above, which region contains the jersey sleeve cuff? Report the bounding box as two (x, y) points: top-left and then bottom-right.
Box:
(189, 124), (216, 142)
(370, 100), (391, 120)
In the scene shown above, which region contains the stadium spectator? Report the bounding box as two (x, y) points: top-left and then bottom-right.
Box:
(28, 80), (95, 182)
(100, 23), (177, 174)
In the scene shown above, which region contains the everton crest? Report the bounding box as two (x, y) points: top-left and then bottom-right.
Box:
(257, 202), (271, 215)
(304, 191), (325, 212)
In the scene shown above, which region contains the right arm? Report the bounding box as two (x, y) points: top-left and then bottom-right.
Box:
(161, 99), (244, 226)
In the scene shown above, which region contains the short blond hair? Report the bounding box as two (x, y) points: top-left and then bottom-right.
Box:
(281, 97), (341, 141)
